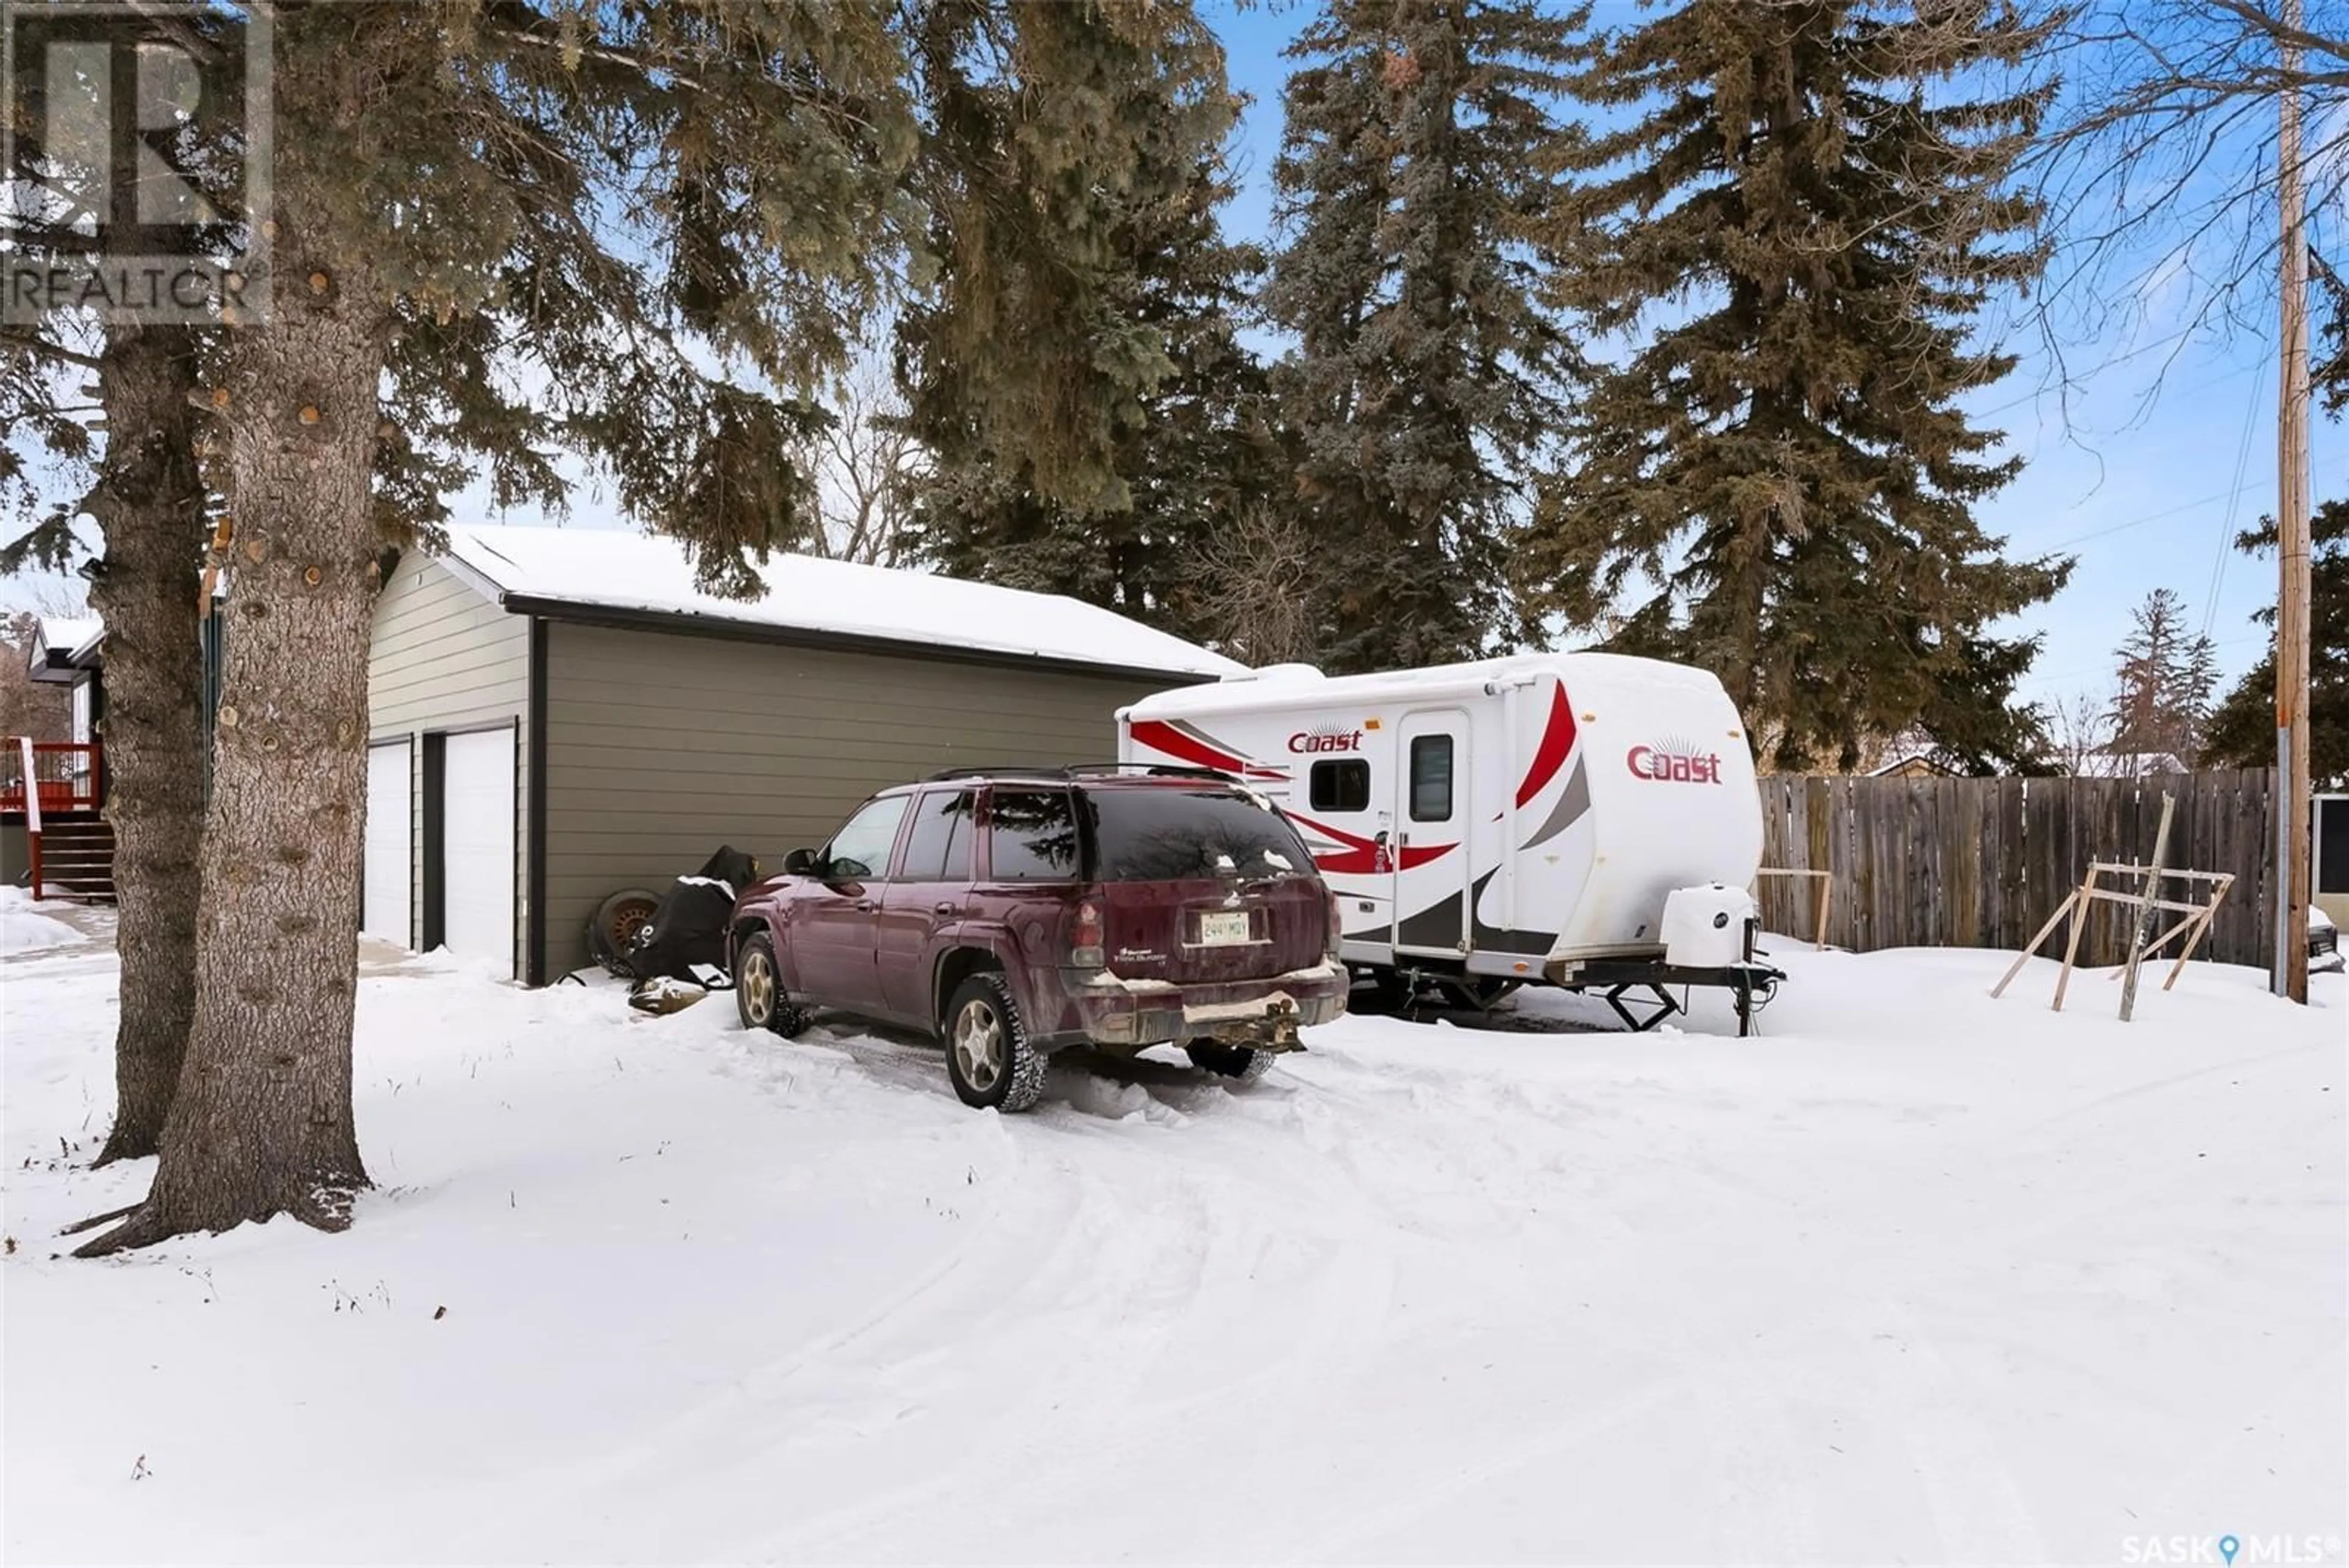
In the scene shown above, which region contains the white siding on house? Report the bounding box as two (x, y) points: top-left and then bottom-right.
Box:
(367, 550), (530, 960)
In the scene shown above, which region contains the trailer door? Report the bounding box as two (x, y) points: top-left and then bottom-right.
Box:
(1392, 710), (1470, 957)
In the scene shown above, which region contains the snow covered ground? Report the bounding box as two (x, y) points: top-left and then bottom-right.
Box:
(4, 899), (2343, 1566)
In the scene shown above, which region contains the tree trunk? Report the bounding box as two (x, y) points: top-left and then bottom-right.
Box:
(86, 324), (208, 1167)
(78, 214), (387, 1255)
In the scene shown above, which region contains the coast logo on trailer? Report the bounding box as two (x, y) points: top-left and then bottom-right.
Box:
(1288, 724), (1365, 754)
(1627, 737), (1724, 784)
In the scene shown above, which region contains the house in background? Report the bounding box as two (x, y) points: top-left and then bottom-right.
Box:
(366, 526), (1241, 984)
(28, 616), (104, 750)
(3, 616), (110, 897)
(1865, 750), (1956, 780)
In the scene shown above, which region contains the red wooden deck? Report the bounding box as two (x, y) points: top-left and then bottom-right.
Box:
(0, 741), (101, 817)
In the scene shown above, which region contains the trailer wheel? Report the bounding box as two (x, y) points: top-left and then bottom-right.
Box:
(1351, 966), (1416, 1015)
(1438, 975), (1520, 1012)
(1186, 1041), (1277, 1083)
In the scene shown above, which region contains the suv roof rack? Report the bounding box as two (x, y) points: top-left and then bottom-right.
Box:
(919, 762), (1239, 783)
(1066, 762), (1238, 781)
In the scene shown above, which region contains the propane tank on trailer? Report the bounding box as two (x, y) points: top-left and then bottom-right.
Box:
(1661, 883), (1758, 968)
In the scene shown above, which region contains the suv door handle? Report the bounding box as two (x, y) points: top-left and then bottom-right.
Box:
(933, 901), (959, 916)
(855, 899), (878, 913)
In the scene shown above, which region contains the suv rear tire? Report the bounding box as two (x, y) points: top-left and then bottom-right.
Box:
(1186, 1040), (1277, 1083)
(944, 973), (1045, 1113)
(735, 932), (809, 1038)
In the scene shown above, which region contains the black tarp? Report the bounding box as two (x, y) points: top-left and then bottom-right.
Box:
(626, 845), (759, 983)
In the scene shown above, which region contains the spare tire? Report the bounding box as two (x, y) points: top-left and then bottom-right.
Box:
(587, 888), (661, 979)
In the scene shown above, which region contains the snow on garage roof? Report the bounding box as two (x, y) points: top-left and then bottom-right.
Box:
(437, 525), (1245, 680)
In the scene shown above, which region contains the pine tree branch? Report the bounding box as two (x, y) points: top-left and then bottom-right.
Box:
(0, 329), (103, 373)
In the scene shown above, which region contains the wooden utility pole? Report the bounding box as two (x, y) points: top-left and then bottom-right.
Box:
(2275, 0), (2313, 1004)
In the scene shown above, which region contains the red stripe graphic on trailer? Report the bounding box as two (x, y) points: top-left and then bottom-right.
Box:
(1516, 680), (1578, 808)
(1172, 717), (1288, 779)
(1127, 718), (1286, 781)
(1284, 811), (1456, 875)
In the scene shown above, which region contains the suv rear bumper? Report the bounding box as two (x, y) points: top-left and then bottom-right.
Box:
(1054, 961), (1349, 1052)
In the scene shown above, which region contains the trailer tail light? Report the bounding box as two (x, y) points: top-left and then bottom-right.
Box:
(1072, 900), (1105, 969)
(1324, 887), (1343, 960)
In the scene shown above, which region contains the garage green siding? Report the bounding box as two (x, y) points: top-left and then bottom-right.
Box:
(538, 620), (1173, 980)
(367, 551), (530, 955)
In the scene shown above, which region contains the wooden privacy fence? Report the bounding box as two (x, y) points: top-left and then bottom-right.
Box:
(1754, 770), (2277, 970)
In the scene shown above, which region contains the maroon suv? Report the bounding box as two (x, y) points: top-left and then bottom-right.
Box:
(725, 767), (1348, 1112)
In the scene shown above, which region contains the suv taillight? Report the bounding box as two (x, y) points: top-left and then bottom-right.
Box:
(1324, 887), (1344, 960)
(1072, 899), (1105, 968)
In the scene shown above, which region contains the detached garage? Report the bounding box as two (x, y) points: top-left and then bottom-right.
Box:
(365, 526), (1239, 983)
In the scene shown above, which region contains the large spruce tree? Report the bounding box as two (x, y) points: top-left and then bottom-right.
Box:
(2203, 500), (2348, 785)
(1522, 0), (2069, 771)
(897, 1), (1260, 634)
(2107, 586), (2216, 762)
(1264, 0), (1579, 672)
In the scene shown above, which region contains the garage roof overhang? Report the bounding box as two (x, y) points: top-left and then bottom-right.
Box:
(490, 591), (1227, 688)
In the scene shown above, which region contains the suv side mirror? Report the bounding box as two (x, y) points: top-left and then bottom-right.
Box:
(782, 847), (819, 875)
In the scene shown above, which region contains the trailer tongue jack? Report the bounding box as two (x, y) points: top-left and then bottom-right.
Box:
(1562, 959), (1786, 1037)
(1559, 964), (1776, 1034)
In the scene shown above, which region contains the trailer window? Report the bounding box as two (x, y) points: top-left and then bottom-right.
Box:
(1310, 759), (1371, 813)
(985, 789), (1082, 880)
(1409, 735), (1453, 822)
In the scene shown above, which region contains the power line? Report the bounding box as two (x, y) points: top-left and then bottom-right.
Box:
(2038, 478), (2264, 552)
(2200, 347), (2270, 640)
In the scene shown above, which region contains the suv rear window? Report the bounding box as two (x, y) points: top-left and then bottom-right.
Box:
(1085, 786), (1315, 882)
(986, 789), (1082, 880)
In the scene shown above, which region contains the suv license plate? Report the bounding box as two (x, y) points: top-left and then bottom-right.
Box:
(1198, 910), (1251, 946)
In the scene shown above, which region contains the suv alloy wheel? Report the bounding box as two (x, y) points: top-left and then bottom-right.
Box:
(944, 973), (1045, 1112)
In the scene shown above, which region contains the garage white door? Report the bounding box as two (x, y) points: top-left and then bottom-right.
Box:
(363, 741), (412, 946)
(442, 729), (516, 979)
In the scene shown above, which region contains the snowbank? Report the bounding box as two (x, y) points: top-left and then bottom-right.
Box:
(4, 918), (2342, 1565)
(1, 888), (84, 956)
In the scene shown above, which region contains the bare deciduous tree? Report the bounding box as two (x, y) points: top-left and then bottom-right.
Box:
(0, 611), (72, 743)
(803, 352), (924, 568)
(1180, 505), (1323, 670)
(2051, 683), (2125, 775)
(2033, 0), (2349, 373)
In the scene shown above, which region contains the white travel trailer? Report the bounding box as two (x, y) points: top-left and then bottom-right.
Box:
(1119, 651), (1777, 1027)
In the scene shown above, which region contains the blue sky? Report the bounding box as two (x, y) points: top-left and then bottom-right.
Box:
(1211, 0), (2343, 711)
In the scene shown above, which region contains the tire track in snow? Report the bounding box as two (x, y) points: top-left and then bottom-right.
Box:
(750, 1156), (1235, 1557)
(511, 1109), (1039, 1504)
(1278, 1371), (1694, 1561)
(1858, 1299), (2048, 1566)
